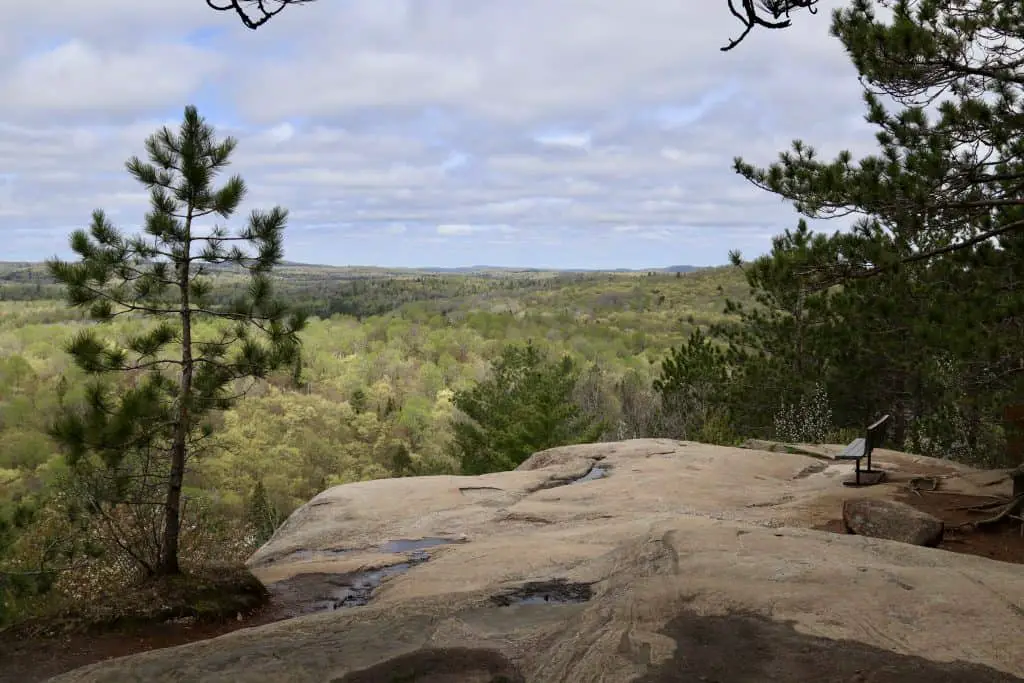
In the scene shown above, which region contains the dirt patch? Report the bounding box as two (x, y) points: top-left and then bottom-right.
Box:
(816, 492), (1024, 565)
(0, 546), (459, 683)
(0, 610), (284, 683)
(0, 566), (284, 683)
(331, 647), (524, 683)
(1, 559), (432, 683)
(0, 601), (281, 683)
(634, 609), (1023, 682)
(2, 565), (267, 640)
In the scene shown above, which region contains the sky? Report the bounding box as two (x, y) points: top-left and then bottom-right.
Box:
(0, 0), (879, 270)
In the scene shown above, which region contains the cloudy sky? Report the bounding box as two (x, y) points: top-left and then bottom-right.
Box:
(0, 0), (877, 269)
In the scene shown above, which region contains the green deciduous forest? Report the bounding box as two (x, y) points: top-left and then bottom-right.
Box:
(1, 0), (1022, 633)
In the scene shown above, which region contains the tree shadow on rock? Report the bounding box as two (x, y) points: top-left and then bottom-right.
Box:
(331, 647), (524, 683)
(635, 610), (1023, 682)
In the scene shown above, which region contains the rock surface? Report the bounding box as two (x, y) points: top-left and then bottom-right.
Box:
(48, 439), (1024, 682)
(843, 497), (946, 547)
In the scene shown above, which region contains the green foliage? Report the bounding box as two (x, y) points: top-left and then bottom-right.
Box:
(0, 500), (48, 623)
(773, 383), (834, 444)
(245, 480), (282, 547)
(725, 0), (1023, 464)
(734, 0), (1024, 279)
(45, 105), (306, 576)
(709, 223), (835, 436)
(450, 342), (605, 474)
(654, 328), (734, 443)
(0, 431), (53, 471)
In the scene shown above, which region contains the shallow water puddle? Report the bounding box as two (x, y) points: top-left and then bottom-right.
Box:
(323, 559), (427, 609)
(490, 578), (594, 606)
(272, 557), (429, 614)
(269, 537), (465, 613)
(570, 465), (607, 484)
(378, 537), (461, 553)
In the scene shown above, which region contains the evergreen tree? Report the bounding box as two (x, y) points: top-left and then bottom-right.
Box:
(653, 327), (733, 441)
(450, 342), (604, 474)
(245, 479), (282, 547)
(47, 105), (306, 576)
(725, 0), (1023, 463)
(734, 0), (1024, 278)
(711, 222), (835, 436)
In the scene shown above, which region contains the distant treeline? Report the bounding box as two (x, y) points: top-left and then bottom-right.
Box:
(0, 262), (668, 318)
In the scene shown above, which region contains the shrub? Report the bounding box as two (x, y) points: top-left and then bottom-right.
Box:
(772, 382), (833, 444)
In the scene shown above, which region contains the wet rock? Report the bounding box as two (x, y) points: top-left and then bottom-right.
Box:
(570, 465), (607, 484)
(267, 558), (431, 615)
(377, 537), (462, 553)
(843, 498), (945, 547)
(490, 579), (593, 606)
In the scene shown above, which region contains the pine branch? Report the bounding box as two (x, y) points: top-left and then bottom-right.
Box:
(798, 216), (1024, 287)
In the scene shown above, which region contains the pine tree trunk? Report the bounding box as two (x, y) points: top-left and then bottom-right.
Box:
(159, 218), (194, 576)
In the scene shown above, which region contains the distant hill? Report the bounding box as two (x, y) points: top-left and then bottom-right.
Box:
(413, 264), (705, 274)
(0, 261), (708, 278)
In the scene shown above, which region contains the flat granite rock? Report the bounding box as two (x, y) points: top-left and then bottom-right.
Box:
(48, 439), (1024, 683)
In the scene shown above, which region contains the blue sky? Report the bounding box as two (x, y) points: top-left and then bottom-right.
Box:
(0, 0), (874, 269)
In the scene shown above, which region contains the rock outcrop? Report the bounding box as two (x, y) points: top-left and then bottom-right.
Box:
(842, 497), (946, 547)
(842, 496), (947, 547)
(49, 439), (1024, 682)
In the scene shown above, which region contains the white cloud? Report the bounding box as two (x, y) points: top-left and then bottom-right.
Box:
(1, 40), (225, 115)
(437, 224), (475, 236)
(0, 0), (879, 268)
(436, 224), (517, 236)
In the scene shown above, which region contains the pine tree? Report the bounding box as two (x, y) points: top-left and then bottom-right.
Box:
(47, 105), (306, 576)
(726, 1), (1024, 463)
(733, 0), (1024, 279)
(245, 479), (281, 547)
(653, 327), (732, 440)
(450, 342), (604, 474)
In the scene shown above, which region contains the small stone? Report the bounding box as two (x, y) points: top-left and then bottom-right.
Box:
(842, 498), (944, 547)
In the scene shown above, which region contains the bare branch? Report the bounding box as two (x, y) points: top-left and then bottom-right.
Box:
(205, 0), (318, 30)
(721, 0), (820, 52)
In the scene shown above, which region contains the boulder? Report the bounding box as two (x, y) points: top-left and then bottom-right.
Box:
(843, 497), (945, 547)
(48, 439), (1024, 682)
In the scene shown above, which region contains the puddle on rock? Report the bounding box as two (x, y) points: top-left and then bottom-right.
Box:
(271, 557), (428, 615)
(326, 560), (425, 608)
(267, 537), (467, 614)
(378, 537), (461, 553)
(570, 465), (607, 484)
(490, 578), (594, 606)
